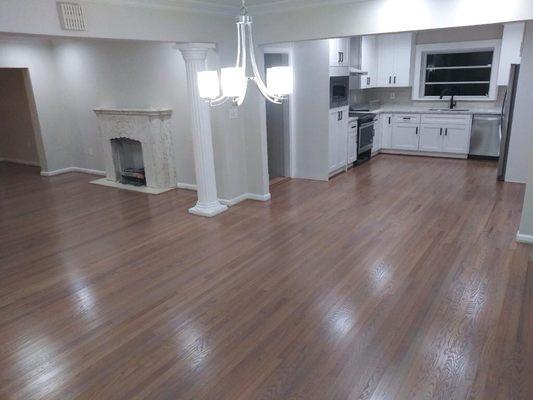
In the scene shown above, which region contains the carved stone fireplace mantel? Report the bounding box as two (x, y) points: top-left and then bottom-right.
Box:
(92, 108), (176, 194)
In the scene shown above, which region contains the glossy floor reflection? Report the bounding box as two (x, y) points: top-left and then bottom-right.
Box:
(0, 156), (531, 399)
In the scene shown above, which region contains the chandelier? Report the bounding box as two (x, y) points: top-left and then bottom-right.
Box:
(197, 0), (294, 106)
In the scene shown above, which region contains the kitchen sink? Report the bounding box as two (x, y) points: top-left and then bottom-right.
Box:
(428, 108), (470, 112)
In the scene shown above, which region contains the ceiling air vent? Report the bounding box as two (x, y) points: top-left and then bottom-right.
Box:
(57, 2), (86, 31)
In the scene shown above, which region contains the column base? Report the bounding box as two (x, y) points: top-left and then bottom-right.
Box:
(189, 202), (228, 218)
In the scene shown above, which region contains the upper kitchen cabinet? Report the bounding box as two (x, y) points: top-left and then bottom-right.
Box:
(498, 22), (525, 86)
(360, 35), (377, 89)
(329, 38), (350, 67)
(376, 33), (414, 87)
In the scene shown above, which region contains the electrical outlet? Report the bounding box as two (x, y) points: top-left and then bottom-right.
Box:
(229, 106), (239, 119)
(390, 92), (396, 100)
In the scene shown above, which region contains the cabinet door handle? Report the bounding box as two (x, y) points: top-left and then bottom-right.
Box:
(389, 76), (392, 84)
(367, 77), (371, 86)
(388, 117), (391, 125)
(416, 127), (419, 135)
(340, 111), (343, 120)
(445, 128), (448, 136)
(394, 76), (397, 84)
(440, 128), (443, 136)
(341, 52), (344, 63)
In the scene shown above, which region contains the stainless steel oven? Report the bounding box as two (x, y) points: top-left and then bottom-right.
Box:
(330, 76), (349, 108)
(358, 120), (374, 154)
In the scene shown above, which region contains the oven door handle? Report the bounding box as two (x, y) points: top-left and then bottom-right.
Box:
(359, 122), (374, 130)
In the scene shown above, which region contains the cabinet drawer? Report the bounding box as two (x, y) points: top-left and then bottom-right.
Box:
(421, 114), (471, 126)
(393, 114), (420, 124)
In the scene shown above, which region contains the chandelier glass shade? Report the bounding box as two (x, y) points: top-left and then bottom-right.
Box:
(197, 1), (294, 106)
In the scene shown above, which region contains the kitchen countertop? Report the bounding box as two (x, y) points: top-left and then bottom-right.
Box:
(369, 106), (502, 116)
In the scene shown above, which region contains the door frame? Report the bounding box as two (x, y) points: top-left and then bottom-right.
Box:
(0, 67), (46, 169)
(262, 46), (294, 179)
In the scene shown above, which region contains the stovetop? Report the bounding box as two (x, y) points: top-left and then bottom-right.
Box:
(349, 106), (376, 122)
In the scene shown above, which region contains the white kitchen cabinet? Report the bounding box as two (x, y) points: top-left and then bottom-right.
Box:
(381, 114), (393, 149)
(442, 126), (470, 154)
(376, 33), (413, 87)
(391, 123), (419, 151)
(329, 107), (349, 174)
(419, 125), (444, 152)
(329, 38), (350, 67)
(372, 115), (382, 153)
(360, 35), (377, 89)
(348, 120), (358, 163)
(498, 22), (525, 85)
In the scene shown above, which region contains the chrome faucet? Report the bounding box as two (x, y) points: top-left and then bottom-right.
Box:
(440, 89), (457, 110)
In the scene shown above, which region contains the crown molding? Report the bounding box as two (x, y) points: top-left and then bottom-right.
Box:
(83, 0), (370, 17)
(247, 0), (369, 15)
(83, 0), (239, 16)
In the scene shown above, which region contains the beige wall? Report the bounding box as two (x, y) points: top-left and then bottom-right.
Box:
(0, 68), (40, 165)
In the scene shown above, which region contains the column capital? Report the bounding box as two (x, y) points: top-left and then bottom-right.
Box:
(176, 43), (216, 61)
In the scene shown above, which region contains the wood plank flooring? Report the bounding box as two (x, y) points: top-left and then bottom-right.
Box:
(0, 155), (531, 400)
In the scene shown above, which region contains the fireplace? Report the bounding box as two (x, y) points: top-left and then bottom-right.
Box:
(110, 138), (146, 186)
(92, 108), (175, 194)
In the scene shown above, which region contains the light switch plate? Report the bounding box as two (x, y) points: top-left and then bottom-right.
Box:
(229, 106), (239, 119)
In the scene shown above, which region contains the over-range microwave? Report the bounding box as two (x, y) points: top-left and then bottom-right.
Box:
(330, 75), (349, 109)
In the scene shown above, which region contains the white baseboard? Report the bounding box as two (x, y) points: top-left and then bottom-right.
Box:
(0, 157), (40, 167)
(40, 167), (106, 177)
(177, 183), (271, 206)
(177, 182), (198, 191)
(516, 231), (533, 244)
(381, 149), (467, 159)
(245, 193), (272, 202)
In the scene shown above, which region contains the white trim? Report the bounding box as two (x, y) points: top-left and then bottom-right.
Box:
(89, 0), (369, 16)
(40, 167), (106, 177)
(248, 0), (368, 15)
(0, 157), (40, 167)
(177, 183), (271, 206)
(177, 182), (198, 191)
(91, 178), (175, 195)
(245, 193), (272, 202)
(380, 149), (468, 159)
(412, 40), (502, 102)
(85, 0), (237, 16)
(516, 232), (533, 244)
(262, 44), (295, 179)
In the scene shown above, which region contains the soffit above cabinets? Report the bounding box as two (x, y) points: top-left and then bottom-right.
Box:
(90, 0), (373, 16)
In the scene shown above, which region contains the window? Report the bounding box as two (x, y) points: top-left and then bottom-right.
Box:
(412, 40), (501, 101)
(424, 51), (493, 97)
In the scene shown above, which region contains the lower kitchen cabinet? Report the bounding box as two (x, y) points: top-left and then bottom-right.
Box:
(442, 126), (471, 153)
(348, 119), (358, 163)
(391, 123), (419, 151)
(329, 107), (349, 174)
(372, 115), (382, 153)
(387, 113), (472, 155)
(419, 125), (444, 152)
(381, 114), (393, 149)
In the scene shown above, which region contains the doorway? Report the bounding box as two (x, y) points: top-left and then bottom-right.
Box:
(264, 53), (291, 186)
(0, 68), (42, 170)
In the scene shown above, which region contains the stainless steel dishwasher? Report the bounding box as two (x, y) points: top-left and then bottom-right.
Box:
(469, 114), (502, 159)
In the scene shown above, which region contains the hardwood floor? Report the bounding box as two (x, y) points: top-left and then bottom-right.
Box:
(0, 155), (531, 400)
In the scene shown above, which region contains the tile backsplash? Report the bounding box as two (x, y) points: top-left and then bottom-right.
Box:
(350, 86), (506, 110)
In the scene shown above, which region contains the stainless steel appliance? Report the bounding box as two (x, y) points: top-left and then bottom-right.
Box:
(470, 115), (502, 159)
(498, 64), (520, 180)
(330, 76), (349, 108)
(349, 107), (376, 164)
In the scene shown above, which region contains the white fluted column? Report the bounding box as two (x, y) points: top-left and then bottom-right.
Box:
(178, 43), (227, 218)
